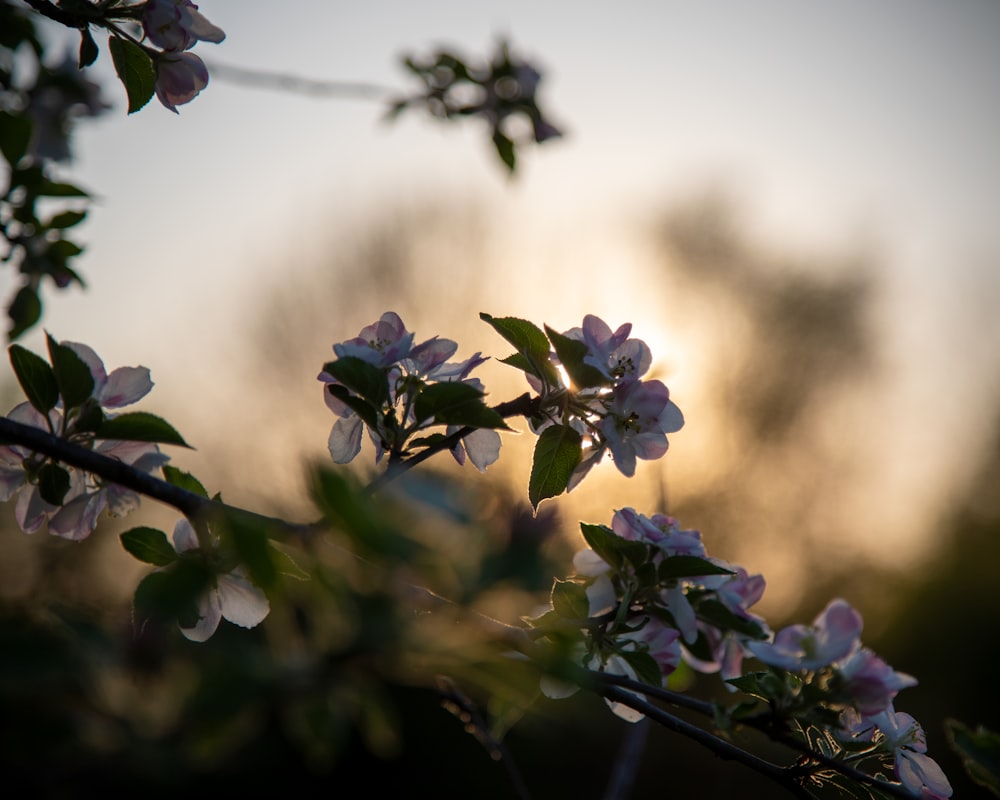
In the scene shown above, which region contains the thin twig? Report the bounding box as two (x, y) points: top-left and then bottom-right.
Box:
(204, 60), (394, 100)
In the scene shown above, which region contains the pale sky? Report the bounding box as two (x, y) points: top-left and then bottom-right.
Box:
(7, 1), (1000, 586)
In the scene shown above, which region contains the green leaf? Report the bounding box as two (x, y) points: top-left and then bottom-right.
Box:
(658, 555), (734, 580)
(132, 559), (213, 628)
(46, 210), (87, 230)
(270, 542), (310, 581)
(46, 333), (94, 409)
(947, 719), (1000, 796)
(545, 325), (609, 389)
(326, 384), (381, 428)
(120, 526), (177, 567)
(480, 313), (559, 386)
(78, 27), (99, 68)
(37, 462), (71, 506)
(218, 512), (278, 590)
(620, 649), (662, 687)
(162, 465), (209, 498)
(8, 286), (42, 341)
(96, 412), (191, 448)
(697, 598), (769, 640)
(36, 179), (88, 198)
(323, 357), (390, 407)
(528, 424), (581, 511)
(413, 382), (509, 429)
(551, 579), (589, 619)
(9, 344), (59, 414)
(0, 111), (32, 166)
(492, 129), (516, 172)
(108, 36), (156, 114)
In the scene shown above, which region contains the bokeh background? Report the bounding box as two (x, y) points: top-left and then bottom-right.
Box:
(2, 1), (999, 797)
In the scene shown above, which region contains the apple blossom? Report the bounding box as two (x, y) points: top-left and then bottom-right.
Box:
(747, 598), (863, 671)
(154, 51), (210, 113)
(835, 647), (918, 715)
(143, 0), (225, 53)
(171, 519), (270, 642)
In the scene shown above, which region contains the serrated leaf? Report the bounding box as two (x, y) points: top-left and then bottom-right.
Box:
(658, 555), (734, 580)
(96, 412), (190, 448)
(528, 424), (581, 511)
(108, 36), (155, 114)
(413, 382), (509, 429)
(37, 462), (71, 506)
(162, 465), (208, 498)
(481, 313), (559, 385)
(551, 579), (589, 619)
(545, 325), (609, 389)
(8, 286), (42, 341)
(324, 357), (389, 407)
(46, 333), (94, 409)
(120, 526), (177, 566)
(9, 344), (59, 413)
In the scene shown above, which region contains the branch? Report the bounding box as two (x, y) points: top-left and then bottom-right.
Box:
(589, 671), (918, 800)
(0, 415), (320, 536)
(203, 60), (394, 100)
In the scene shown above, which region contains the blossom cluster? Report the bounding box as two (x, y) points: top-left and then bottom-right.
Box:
(142, 0), (225, 112)
(536, 507), (951, 798)
(525, 314), (683, 488)
(0, 341), (167, 540)
(318, 312), (503, 471)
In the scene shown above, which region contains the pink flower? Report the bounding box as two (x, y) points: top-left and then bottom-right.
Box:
(836, 648), (918, 714)
(748, 598), (862, 671)
(143, 0), (225, 52)
(154, 51), (210, 113)
(872, 707), (953, 798)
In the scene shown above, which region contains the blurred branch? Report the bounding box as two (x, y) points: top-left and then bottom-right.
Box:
(204, 60), (394, 100)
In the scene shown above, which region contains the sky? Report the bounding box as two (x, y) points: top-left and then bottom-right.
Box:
(6, 1), (1000, 589)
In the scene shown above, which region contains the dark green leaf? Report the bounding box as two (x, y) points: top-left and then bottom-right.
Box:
(162, 465), (209, 497)
(658, 555), (734, 580)
(8, 344), (59, 414)
(326, 384), (381, 428)
(492, 129), (516, 172)
(96, 412), (190, 448)
(0, 111), (32, 165)
(218, 512), (278, 590)
(528, 424), (581, 511)
(37, 462), (71, 506)
(579, 522), (624, 571)
(697, 598), (769, 640)
(46, 210), (87, 230)
(620, 649), (662, 687)
(545, 325), (609, 389)
(270, 542), (310, 581)
(8, 286), (42, 341)
(323, 357), (390, 407)
(46, 333), (94, 409)
(132, 559), (213, 629)
(947, 719), (1000, 795)
(108, 36), (155, 114)
(413, 382), (509, 429)
(36, 179), (88, 198)
(551, 579), (589, 619)
(120, 526), (177, 567)
(481, 313), (560, 385)
(78, 27), (99, 68)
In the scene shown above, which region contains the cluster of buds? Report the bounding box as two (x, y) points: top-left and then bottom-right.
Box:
(535, 507), (952, 798)
(141, 0), (225, 112)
